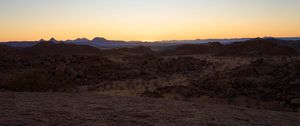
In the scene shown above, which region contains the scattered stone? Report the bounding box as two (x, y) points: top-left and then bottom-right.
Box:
(290, 98), (300, 105)
(290, 79), (300, 85)
(226, 88), (236, 97)
(280, 101), (286, 106)
(0, 89), (6, 92)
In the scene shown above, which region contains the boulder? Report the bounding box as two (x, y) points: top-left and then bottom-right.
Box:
(226, 88), (236, 97)
(290, 79), (300, 85)
(290, 98), (300, 105)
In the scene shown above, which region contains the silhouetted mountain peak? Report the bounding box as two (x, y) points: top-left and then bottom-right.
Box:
(39, 39), (46, 42)
(73, 38), (90, 43)
(91, 37), (107, 42)
(246, 37), (280, 43)
(49, 38), (58, 43)
(35, 41), (56, 46)
(76, 38), (89, 41)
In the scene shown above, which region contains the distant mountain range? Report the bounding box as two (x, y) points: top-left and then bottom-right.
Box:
(1, 37), (300, 57)
(1, 37), (300, 48)
(164, 38), (300, 56)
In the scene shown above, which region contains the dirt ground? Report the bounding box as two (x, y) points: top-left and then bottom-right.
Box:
(0, 92), (299, 126)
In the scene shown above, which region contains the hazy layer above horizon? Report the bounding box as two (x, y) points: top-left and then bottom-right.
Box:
(0, 0), (300, 42)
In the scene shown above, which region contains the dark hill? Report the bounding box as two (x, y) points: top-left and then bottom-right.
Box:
(162, 42), (223, 55)
(163, 38), (298, 56)
(116, 46), (155, 55)
(24, 42), (101, 55)
(218, 38), (298, 56)
(275, 40), (300, 53)
(0, 44), (21, 56)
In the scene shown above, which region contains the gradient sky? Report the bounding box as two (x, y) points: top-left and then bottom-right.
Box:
(0, 0), (300, 41)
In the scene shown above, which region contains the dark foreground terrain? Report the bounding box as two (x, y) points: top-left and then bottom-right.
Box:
(0, 92), (299, 126)
(1, 38), (300, 125)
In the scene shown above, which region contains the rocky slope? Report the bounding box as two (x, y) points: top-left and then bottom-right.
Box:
(144, 57), (300, 112)
(163, 38), (299, 56)
(0, 92), (299, 126)
(1, 40), (300, 113)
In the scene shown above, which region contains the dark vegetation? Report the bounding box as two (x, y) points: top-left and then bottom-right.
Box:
(0, 38), (300, 112)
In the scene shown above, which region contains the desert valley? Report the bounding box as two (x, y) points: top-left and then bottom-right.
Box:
(0, 37), (300, 125)
(1, 0), (300, 125)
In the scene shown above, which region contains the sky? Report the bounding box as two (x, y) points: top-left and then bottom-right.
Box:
(0, 0), (300, 42)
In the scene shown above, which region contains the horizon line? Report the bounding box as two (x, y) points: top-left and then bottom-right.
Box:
(1, 36), (300, 43)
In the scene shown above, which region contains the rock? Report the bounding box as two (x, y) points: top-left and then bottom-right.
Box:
(280, 101), (286, 106)
(226, 88), (236, 97)
(0, 88), (6, 92)
(290, 79), (300, 85)
(257, 87), (274, 94)
(290, 98), (300, 105)
(285, 95), (296, 101)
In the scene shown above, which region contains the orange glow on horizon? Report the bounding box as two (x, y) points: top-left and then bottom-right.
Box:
(1, 0), (300, 42)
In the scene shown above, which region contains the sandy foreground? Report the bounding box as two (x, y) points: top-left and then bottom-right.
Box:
(0, 92), (299, 126)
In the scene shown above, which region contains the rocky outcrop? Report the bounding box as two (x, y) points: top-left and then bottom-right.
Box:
(217, 38), (298, 56)
(23, 42), (102, 55)
(162, 38), (299, 56)
(144, 58), (300, 111)
(1, 42), (300, 112)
